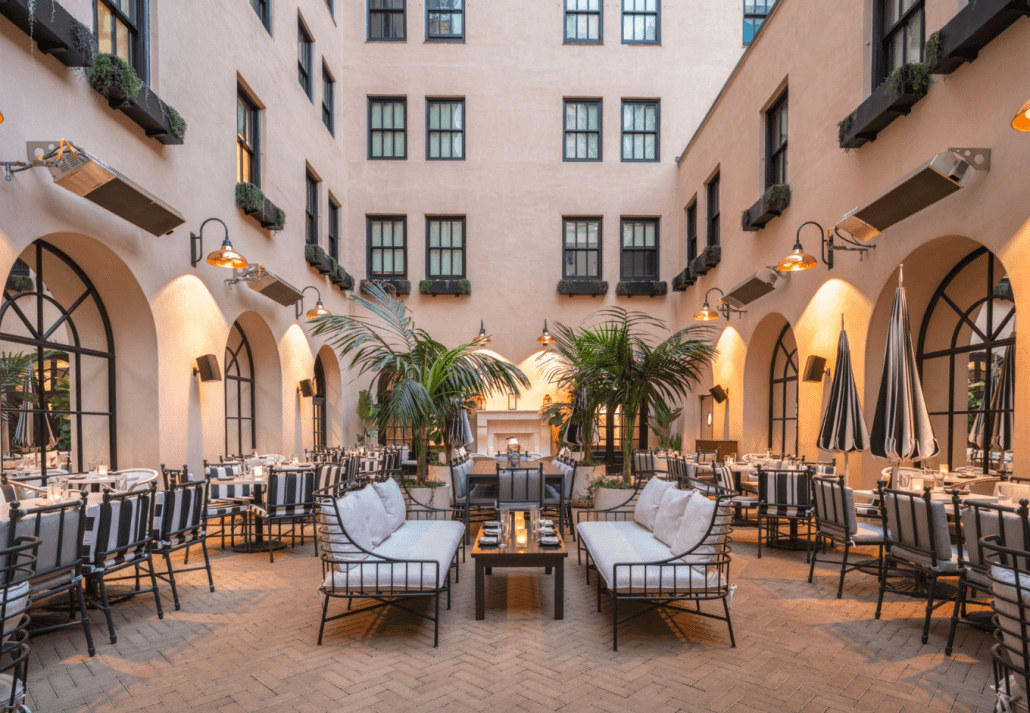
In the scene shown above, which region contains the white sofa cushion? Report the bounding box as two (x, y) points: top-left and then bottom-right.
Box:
(373, 478), (407, 533)
(653, 487), (693, 547)
(633, 477), (674, 531)
(671, 493), (718, 564)
(319, 495), (374, 572)
(352, 484), (393, 547)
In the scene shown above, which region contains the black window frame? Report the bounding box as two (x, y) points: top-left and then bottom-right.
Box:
(367, 216), (408, 278)
(765, 89), (787, 188)
(322, 63), (335, 135)
(95, 0), (148, 81)
(369, 0), (406, 41)
(562, 217), (603, 280)
(426, 0), (464, 42)
(621, 0), (660, 45)
(368, 97), (408, 160)
(426, 216), (467, 279)
(620, 99), (660, 162)
(743, 0), (775, 45)
(563, 99), (602, 162)
(325, 0), (334, 17)
(305, 171), (319, 246)
(875, 0), (925, 86)
(225, 321), (256, 457)
(237, 86), (260, 187)
(251, 0), (271, 32)
(619, 217), (659, 281)
(328, 198), (340, 261)
(769, 324), (799, 456)
(564, 0), (602, 44)
(707, 172), (720, 248)
(298, 19), (313, 100)
(426, 98), (465, 161)
(686, 200), (698, 263)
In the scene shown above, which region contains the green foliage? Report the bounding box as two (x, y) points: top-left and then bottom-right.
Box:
(356, 389), (379, 443)
(648, 402), (683, 451)
(651, 281), (668, 295)
(165, 105), (186, 140)
(884, 62), (931, 97)
(0, 352), (38, 422)
(586, 476), (638, 507)
(235, 182), (265, 213)
(926, 30), (942, 67)
(6, 275), (32, 292)
(88, 53), (142, 99)
(838, 114), (855, 146)
(48, 377), (71, 451)
(401, 478), (447, 489)
(740, 209), (752, 231)
(275, 208), (286, 230)
(419, 280), (433, 295)
(764, 183), (791, 212)
(458, 279), (472, 295)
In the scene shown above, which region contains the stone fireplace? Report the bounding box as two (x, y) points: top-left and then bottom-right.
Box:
(474, 410), (552, 456)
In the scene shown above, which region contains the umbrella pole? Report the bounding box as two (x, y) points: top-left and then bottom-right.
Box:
(843, 456), (849, 488)
(889, 460), (899, 488)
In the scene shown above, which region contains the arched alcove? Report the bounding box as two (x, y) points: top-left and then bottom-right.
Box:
(226, 311), (283, 455)
(315, 344), (344, 448)
(742, 312), (791, 456)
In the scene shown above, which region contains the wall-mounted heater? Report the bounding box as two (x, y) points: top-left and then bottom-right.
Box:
(721, 267), (788, 311)
(228, 265), (304, 307)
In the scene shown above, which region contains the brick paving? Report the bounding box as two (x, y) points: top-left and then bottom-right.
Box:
(27, 524), (995, 713)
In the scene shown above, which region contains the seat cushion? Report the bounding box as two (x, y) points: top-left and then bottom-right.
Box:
(320, 495), (374, 571)
(851, 522), (884, 545)
(373, 478), (407, 533)
(352, 485), (393, 547)
(0, 581), (29, 637)
(633, 477), (674, 532)
(653, 487), (693, 547)
(671, 492), (722, 566)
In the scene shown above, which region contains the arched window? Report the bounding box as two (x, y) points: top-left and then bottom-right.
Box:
(917, 247), (1014, 472)
(0, 241), (116, 475)
(225, 322), (256, 456)
(769, 324), (798, 456)
(313, 355), (326, 449)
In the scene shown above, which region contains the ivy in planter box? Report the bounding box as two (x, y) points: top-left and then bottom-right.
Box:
(741, 184), (791, 232)
(331, 265), (354, 291)
(419, 279), (471, 296)
(87, 53), (186, 145)
(615, 281), (668, 298)
(838, 63), (930, 150)
(305, 244), (333, 275)
(0, 0), (96, 67)
(557, 280), (609, 297)
(926, 1), (1030, 76)
(693, 245), (721, 275)
(671, 266), (696, 292)
(360, 279), (411, 297)
(236, 183), (285, 231)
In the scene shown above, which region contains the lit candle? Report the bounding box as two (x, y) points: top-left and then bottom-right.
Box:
(940, 464), (949, 475)
(514, 511), (525, 527)
(516, 528), (528, 547)
(911, 477), (924, 492)
(97, 464), (108, 476)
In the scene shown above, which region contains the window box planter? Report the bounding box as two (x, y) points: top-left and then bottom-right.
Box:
(557, 280), (609, 297)
(741, 184), (791, 232)
(837, 63), (930, 150)
(693, 246), (721, 276)
(419, 279), (471, 296)
(360, 279), (411, 297)
(671, 266), (696, 292)
(926, 1), (1030, 76)
(615, 281), (667, 298)
(88, 54), (186, 145)
(305, 244), (333, 275)
(236, 183), (285, 231)
(330, 265), (354, 291)
(0, 0), (96, 67)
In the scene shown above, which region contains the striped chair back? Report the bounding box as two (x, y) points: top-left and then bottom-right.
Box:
(696, 449), (719, 465)
(155, 480), (207, 547)
(265, 471), (316, 516)
(880, 485), (952, 569)
(810, 475), (858, 540)
(315, 464), (334, 492)
(757, 467), (812, 518)
(956, 497), (1030, 579)
(496, 465), (544, 508)
(715, 465), (736, 494)
(93, 485), (157, 570)
(205, 462), (241, 480)
(632, 450), (655, 479)
(0, 512), (39, 639)
(3, 496), (87, 585)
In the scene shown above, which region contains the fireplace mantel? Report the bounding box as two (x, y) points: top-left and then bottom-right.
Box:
(474, 410), (552, 456)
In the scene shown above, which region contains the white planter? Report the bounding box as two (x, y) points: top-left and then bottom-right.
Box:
(572, 465), (607, 507)
(593, 486), (636, 511)
(408, 484), (452, 520)
(429, 465), (452, 500)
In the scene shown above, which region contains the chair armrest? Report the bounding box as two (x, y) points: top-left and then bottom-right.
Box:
(577, 508), (635, 524)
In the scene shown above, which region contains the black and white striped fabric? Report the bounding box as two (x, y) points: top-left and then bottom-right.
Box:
(91, 487), (156, 572)
(250, 471), (315, 519)
(2, 497), (87, 592)
(757, 468), (812, 519)
(154, 481), (206, 547)
(882, 489), (957, 571)
(207, 464), (242, 480)
(315, 464), (342, 492)
(496, 466), (544, 507)
(810, 475), (882, 545)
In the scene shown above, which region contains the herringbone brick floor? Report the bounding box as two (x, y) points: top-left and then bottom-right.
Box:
(26, 524), (995, 713)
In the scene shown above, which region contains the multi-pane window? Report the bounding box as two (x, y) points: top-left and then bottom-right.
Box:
(369, 98), (407, 159)
(368, 217), (407, 277)
(565, 0), (601, 44)
(620, 219), (659, 280)
(369, 0), (405, 41)
(621, 100), (659, 162)
(427, 0), (463, 41)
(879, 0), (924, 83)
(622, 0), (659, 44)
(743, 0), (776, 44)
(707, 172), (720, 247)
(305, 171), (318, 246)
(686, 201), (698, 263)
(237, 88), (259, 186)
(427, 217), (465, 278)
(427, 100), (464, 160)
(564, 100), (601, 161)
(97, 0), (145, 77)
(766, 91), (787, 187)
(563, 218), (602, 279)
(328, 199), (339, 260)
(298, 21), (313, 99)
(251, 0), (271, 31)
(322, 64), (335, 134)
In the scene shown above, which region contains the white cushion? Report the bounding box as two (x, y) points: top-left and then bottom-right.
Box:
(352, 484), (393, 547)
(373, 478), (407, 533)
(671, 492), (718, 564)
(320, 495), (373, 572)
(0, 581), (29, 637)
(652, 487), (693, 547)
(633, 477), (674, 532)
(991, 563), (1030, 692)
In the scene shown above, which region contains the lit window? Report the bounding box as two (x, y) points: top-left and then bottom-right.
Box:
(237, 88), (260, 186)
(96, 0), (145, 77)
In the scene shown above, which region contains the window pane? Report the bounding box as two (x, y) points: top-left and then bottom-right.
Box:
(644, 135), (655, 160)
(396, 133), (405, 155)
(429, 103), (440, 129)
(453, 252), (463, 275)
(587, 135), (598, 159)
(372, 222), (382, 246)
(393, 103), (405, 129)
(453, 134), (463, 158)
(98, 4), (113, 54)
(622, 135), (632, 159)
(430, 252), (440, 276)
(395, 251), (405, 272)
(587, 104), (598, 130)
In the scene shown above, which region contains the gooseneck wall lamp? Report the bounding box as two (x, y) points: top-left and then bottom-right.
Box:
(1012, 98), (1030, 132)
(693, 287), (746, 321)
(776, 221), (820, 272)
(537, 320), (555, 346)
(473, 320), (491, 346)
(296, 285), (331, 320)
(191, 218), (248, 269)
(777, 220), (874, 271)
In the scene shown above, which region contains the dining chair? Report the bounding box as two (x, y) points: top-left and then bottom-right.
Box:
(756, 466), (814, 560)
(0, 520), (38, 713)
(632, 450), (660, 482)
(543, 456), (575, 539)
(808, 474), (884, 598)
(250, 470), (317, 563)
(715, 465), (758, 524)
(161, 464), (189, 490)
(981, 533), (1030, 712)
(116, 468), (160, 492)
(152, 480), (215, 610)
(496, 465), (545, 511)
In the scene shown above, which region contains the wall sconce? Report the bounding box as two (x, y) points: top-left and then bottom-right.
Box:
(191, 218), (247, 269)
(693, 288), (746, 321)
(709, 385), (728, 404)
(802, 355), (830, 383)
(295, 285), (330, 319)
(537, 320), (555, 345)
(507, 392), (518, 410)
(776, 221), (819, 272)
(1012, 99), (1030, 131)
(193, 354), (221, 382)
(473, 320), (491, 346)
(474, 394), (486, 410)
(298, 379), (314, 397)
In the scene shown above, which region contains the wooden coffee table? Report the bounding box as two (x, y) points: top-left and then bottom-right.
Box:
(472, 525), (568, 620)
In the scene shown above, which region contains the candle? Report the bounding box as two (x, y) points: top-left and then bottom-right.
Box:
(514, 511), (525, 526)
(940, 464), (949, 474)
(516, 528), (528, 547)
(910, 477), (924, 492)
(97, 464), (109, 476)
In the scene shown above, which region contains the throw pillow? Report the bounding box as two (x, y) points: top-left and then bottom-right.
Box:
(633, 477), (674, 531)
(353, 484), (394, 547)
(321, 494), (373, 571)
(652, 487), (694, 547)
(671, 493), (719, 563)
(373, 478), (407, 532)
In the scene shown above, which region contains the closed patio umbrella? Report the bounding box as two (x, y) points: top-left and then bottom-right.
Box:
(816, 316), (869, 485)
(870, 267), (939, 478)
(974, 339), (1015, 466)
(11, 375), (55, 450)
(448, 406), (474, 447)
(562, 388), (586, 447)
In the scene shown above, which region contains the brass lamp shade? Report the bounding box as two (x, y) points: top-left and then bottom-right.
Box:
(305, 300), (330, 319)
(473, 320), (491, 345)
(693, 302), (722, 321)
(776, 243), (818, 272)
(537, 320), (555, 345)
(206, 238), (248, 269)
(1012, 99), (1030, 132)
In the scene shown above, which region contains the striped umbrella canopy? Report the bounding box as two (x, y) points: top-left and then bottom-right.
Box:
(11, 375), (55, 450)
(562, 387), (587, 447)
(870, 267), (939, 468)
(448, 406), (474, 447)
(816, 316), (869, 484)
(975, 339), (1015, 454)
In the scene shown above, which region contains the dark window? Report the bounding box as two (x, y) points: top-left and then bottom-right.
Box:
(427, 100), (464, 160)
(877, 0), (924, 84)
(369, 0), (405, 41)
(313, 356), (326, 449)
(622, 0), (659, 44)
(564, 100), (601, 161)
(743, 0), (775, 44)
(237, 88), (260, 186)
(621, 100), (659, 161)
(96, 0), (146, 79)
(686, 201), (697, 262)
(427, 0), (463, 40)
(427, 217), (465, 278)
(305, 171), (318, 246)
(620, 218), (658, 280)
(328, 199), (339, 260)
(368, 216), (407, 277)
(322, 64), (335, 134)
(298, 20), (313, 99)
(225, 321), (256, 457)
(565, 0), (601, 43)
(325, 0), (334, 16)
(769, 324), (798, 456)
(251, 0), (271, 31)
(766, 90), (787, 187)
(707, 172), (720, 247)
(369, 98), (407, 159)
(563, 218), (602, 279)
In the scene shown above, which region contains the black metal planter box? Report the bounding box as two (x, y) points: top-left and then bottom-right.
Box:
(94, 82), (184, 146)
(928, 0), (1030, 75)
(0, 0), (95, 67)
(361, 279), (411, 297)
(305, 246), (333, 275)
(419, 279), (471, 296)
(742, 190), (788, 232)
(693, 246), (722, 276)
(252, 197), (283, 230)
(838, 78), (927, 150)
(557, 280), (609, 297)
(671, 268), (696, 292)
(616, 281), (668, 298)
(330, 271), (354, 291)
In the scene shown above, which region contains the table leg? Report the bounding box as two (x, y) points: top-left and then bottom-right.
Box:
(554, 560), (564, 620)
(475, 560), (486, 620)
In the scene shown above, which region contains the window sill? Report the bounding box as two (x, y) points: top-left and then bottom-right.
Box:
(837, 67), (928, 150)
(693, 246), (721, 275)
(91, 72), (186, 146)
(557, 280), (609, 296)
(419, 279), (470, 296)
(615, 281), (667, 298)
(0, 0), (94, 67)
(424, 38), (465, 44)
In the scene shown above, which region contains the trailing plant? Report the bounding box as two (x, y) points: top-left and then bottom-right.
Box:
(926, 30), (942, 68)
(164, 104), (186, 140)
(884, 62), (931, 96)
(838, 114), (854, 146)
(275, 208), (286, 229)
(651, 281), (668, 295)
(6, 275), (33, 292)
(419, 280), (433, 295)
(764, 183), (791, 212)
(235, 182), (265, 213)
(71, 20), (97, 66)
(88, 53), (142, 99)
(458, 279), (471, 295)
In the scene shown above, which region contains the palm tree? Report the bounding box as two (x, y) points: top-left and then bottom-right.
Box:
(311, 284), (530, 483)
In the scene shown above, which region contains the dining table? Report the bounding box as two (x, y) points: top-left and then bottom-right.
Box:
(466, 460), (568, 539)
(208, 474), (282, 552)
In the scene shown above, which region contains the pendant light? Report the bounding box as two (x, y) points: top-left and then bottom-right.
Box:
(473, 320), (491, 346)
(537, 320), (555, 345)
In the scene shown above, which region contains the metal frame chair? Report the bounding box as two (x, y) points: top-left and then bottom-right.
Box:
(0, 516), (38, 713)
(152, 480), (215, 610)
(807, 474), (884, 598)
(756, 466), (814, 560)
(250, 470), (317, 563)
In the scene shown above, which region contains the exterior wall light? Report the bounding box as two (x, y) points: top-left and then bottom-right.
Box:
(776, 221), (819, 272)
(693, 287), (745, 321)
(1012, 99), (1030, 131)
(473, 320), (491, 345)
(537, 320), (555, 345)
(191, 218), (247, 269)
(296, 285), (330, 319)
